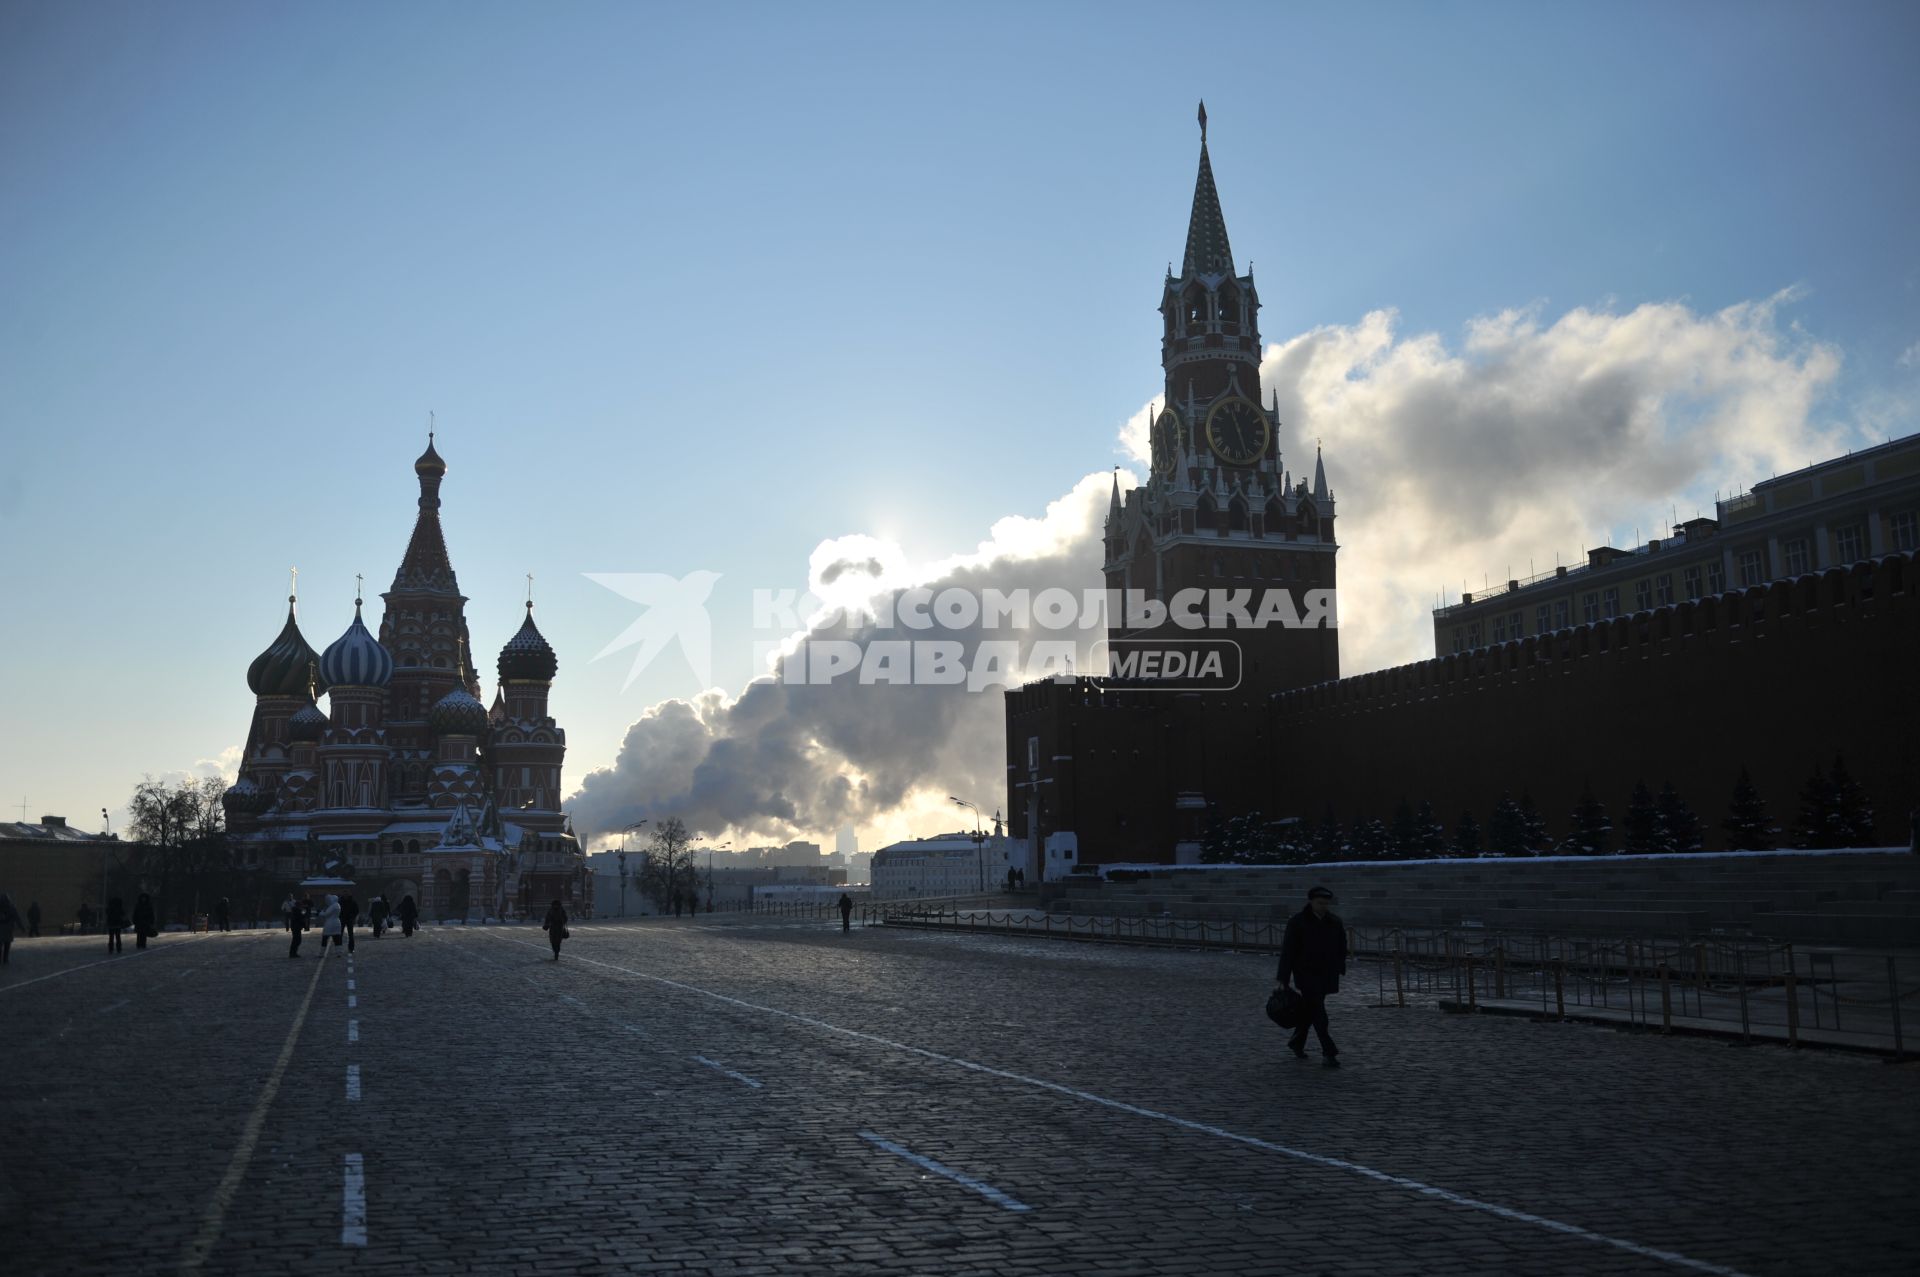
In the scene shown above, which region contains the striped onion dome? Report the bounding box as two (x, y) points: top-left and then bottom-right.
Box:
(287, 701), (329, 743)
(430, 686), (489, 737)
(497, 602), (557, 682)
(319, 600), (394, 688)
(247, 597), (327, 697)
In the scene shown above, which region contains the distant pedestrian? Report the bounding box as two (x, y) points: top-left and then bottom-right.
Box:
(318, 894), (343, 954)
(838, 891), (853, 934)
(213, 897), (230, 932)
(281, 895), (296, 933)
(1277, 886), (1347, 1067)
(26, 899), (42, 938)
(105, 896), (128, 954)
(286, 894), (306, 958)
(397, 894), (418, 938)
(0, 893), (21, 964)
(543, 899), (569, 960)
(370, 895), (389, 939)
(132, 893), (157, 950)
(340, 893), (359, 953)
(78, 902), (95, 934)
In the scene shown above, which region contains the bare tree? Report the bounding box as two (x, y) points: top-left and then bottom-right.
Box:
(638, 817), (697, 912)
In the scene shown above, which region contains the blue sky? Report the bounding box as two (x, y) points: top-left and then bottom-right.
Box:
(2, 1), (1916, 843)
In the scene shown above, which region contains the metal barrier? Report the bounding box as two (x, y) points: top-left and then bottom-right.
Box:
(873, 907), (1918, 1057)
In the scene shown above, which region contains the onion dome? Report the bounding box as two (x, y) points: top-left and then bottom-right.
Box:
(430, 686), (489, 737)
(414, 435), (447, 477)
(221, 775), (272, 816)
(248, 597), (327, 697)
(497, 602), (558, 682)
(288, 701), (329, 743)
(319, 599), (395, 688)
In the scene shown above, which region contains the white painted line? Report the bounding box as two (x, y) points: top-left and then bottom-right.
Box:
(341, 1153), (367, 1246)
(692, 1055), (763, 1089)
(473, 930), (1751, 1277)
(99, 998), (130, 1015)
(179, 949), (328, 1273)
(347, 994), (357, 1009)
(858, 1130), (1029, 1211)
(345, 1064), (361, 1101)
(347, 1019), (359, 1043)
(0, 939), (193, 993)
(347, 979), (356, 990)
(621, 1023), (647, 1037)
(558, 993), (584, 1007)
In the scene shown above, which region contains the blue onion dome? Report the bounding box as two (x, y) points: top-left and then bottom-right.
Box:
(222, 775), (272, 815)
(430, 686), (489, 737)
(287, 701), (329, 743)
(497, 602), (558, 682)
(248, 596), (327, 697)
(319, 599), (395, 688)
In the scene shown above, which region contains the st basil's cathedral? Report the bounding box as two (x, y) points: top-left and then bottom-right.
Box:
(223, 438), (590, 920)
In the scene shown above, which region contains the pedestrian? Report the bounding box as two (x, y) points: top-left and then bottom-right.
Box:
(837, 891), (853, 934)
(286, 893), (306, 958)
(543, 899), (569, 960)
(213, 897), (230, 932)
(1277, 886), (1348, 1067)
(105, 895), (128, 954)
(281, 894), (295, 933)
(369, 895), (388, 939)
(317, 894), (343, 954)
(397, 893), (418, 938)
(132, 893), (157, 950)
(340, 893), (359, 953)
(0, 892), (21, 964)
(26, 899), (42, 938)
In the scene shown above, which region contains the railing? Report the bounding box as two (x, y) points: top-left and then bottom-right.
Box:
(877, 909), (1915, 1057)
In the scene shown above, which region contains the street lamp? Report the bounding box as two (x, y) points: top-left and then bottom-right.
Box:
(950, 796), (987, 893)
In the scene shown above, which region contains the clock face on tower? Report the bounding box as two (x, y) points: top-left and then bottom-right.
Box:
(1152, 408), (1183, 475)
(1204, 396), (1269, 466)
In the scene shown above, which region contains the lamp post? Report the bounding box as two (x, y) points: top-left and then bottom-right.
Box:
(950, 796), (986, 893)
(1012, 777), (1054, 884)
(100, 806), (111, 923)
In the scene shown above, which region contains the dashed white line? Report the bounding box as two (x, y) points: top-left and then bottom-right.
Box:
(347, 994), (357, 1008)
(472, 930), (1752, 1277)
(99, 998), (130, 1015)
(347, 979), (356, 990)
(345, 1064), (361, 1101)
(341, 1153), (367, 1246)
(858, 1130), (1030, 1211)
(347, 1019), (359, 1044)
(692, 1055), (763, 1088)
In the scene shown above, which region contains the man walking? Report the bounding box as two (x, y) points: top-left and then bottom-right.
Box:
(340, 893), (359, 953)
(1278, 886), (1348, 1067)
(837, 891), (853, 934)
(26, 900), (41, 938)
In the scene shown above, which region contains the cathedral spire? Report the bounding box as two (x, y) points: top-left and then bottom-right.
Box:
(1182, 101), (1234, 277)
(392, 436), (459, 595)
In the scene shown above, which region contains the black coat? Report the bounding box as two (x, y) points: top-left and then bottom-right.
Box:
(1278, 907), (1348, 997)
(131, 897), (156, 937)
(106, 898), (128, 929)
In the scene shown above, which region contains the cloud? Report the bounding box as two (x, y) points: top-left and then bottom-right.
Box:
(568, 291), (1851, 849)
(1900, 340), (1920, 369)
(565, 474), (1121, 848)
(1263, 292), (1845, 675)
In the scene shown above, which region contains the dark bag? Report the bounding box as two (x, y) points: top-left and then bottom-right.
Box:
(560, 926), (571, 940)
(1266, 985), (1306, 1029)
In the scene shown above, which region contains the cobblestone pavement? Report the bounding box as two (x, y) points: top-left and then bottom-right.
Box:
(3, 917), (1915, 1275)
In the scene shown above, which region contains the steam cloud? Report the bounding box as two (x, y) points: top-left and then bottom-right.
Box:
(569, 293), (1853, 847)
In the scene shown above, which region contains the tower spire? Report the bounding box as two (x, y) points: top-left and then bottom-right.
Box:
(1183, 102), (1233, 277)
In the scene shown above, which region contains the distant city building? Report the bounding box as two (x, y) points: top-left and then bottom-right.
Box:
(0, 816), (127, 923)
(222, 440), (590, 920)
(1435, 433), (1920, 654)
(844, 851), (874, 885)
(870, 833), (1009, 899)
